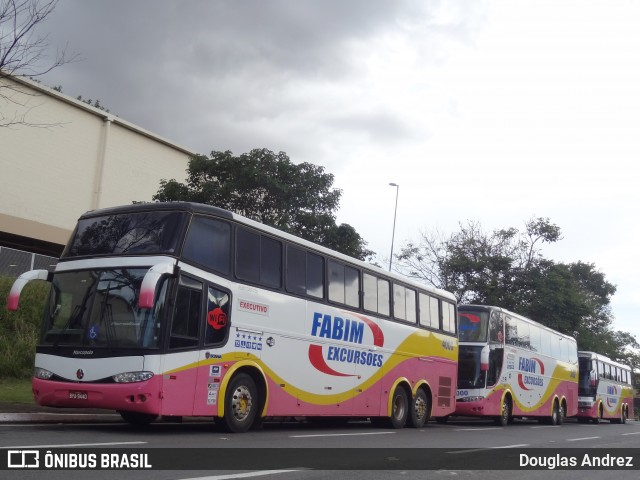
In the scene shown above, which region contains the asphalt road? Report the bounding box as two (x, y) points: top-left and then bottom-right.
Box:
(1, 415), (639, 480)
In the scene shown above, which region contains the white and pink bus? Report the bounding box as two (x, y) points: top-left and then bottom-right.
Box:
(455, 305), (578, 426)
(577, 351), (634, 424)
(8, 202), (458, 432)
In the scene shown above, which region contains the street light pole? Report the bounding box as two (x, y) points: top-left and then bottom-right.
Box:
(389, 183), (399, 271)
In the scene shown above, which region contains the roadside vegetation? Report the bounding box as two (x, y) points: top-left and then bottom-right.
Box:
(0, 276), (49, 378)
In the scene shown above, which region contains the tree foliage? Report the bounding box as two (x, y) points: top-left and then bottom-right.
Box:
(396, 217), (639, 369)
(154, 149), (373, 261)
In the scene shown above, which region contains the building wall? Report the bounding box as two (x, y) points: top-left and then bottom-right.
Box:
(0, 76), (194, 256)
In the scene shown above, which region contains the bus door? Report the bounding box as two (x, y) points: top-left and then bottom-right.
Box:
(193, 284), (232, 415)
(160, 275), (204, 416)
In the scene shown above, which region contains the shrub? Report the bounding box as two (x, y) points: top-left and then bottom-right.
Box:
(0, 277), (49, 378)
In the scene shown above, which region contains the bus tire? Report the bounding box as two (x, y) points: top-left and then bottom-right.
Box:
(118, 411), (157, 426)
(592, 404), (602, 424)
(388, 386), (409, 429)
(613, 407), (627, 425)
(550, 401), (560, 426)
(495, 396), (511, 427)
(219, 373), (259, 433)
(558, 401), (565, 425)
(409, 389), (430, 428)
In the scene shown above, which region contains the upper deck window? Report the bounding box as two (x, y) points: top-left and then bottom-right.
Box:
(64, 211), (188, 258)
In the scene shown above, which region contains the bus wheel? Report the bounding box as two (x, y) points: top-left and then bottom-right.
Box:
(550, 401), (560, 426)
(592, 405), (602, 424)
(557, 402), (565, 425)
(220, 373), (259, 433)
(389, 386), (409, 429)
(118, 411), (157, 426)
(409, 389), (430, 428)
(622, 407), (628, 424)
(495, 396), (511, 427)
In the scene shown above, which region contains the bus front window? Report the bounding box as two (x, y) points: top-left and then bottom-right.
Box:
(42, 268), (165, 349)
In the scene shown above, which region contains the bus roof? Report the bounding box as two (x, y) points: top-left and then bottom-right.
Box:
(78, 202), (457, 302)
(578, 351), (631, 370)
(459, 304), (577, 343)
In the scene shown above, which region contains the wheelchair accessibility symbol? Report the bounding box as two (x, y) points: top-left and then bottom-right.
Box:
(87, 325), (100, 341)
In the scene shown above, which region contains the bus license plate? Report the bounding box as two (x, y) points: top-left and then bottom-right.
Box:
(69, 391), (88, 400)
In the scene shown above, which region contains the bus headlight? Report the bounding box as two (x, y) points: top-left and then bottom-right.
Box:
(34, 367), (54, 380)
(112, 371), (154, 383)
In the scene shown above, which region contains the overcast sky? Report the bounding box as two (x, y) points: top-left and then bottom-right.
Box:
(37, 0), (640, 341)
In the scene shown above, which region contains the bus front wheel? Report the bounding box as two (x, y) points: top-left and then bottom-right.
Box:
(219, 373), (259, 433)
(495, 396), (512, 427)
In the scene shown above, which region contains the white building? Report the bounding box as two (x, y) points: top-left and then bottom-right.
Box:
(0, 75), (195, 272)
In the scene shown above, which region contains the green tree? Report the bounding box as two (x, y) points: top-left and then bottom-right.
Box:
(396, 218), (638, 366)
(154, 149), (373, 260)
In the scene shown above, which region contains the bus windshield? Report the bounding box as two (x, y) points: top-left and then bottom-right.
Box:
(63, 211), (188, 258)
(41, 268), (167, 349)
(457, 345), (487, 389)
(458, 310), (489, 342)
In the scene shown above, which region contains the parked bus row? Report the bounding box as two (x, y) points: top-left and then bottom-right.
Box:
(7, 202), (634, 432)
(455, 305), (633, 426)
(8, 202), (458, 433)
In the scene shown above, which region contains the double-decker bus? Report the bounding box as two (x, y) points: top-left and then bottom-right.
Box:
(8, 202), (458, 433)
(455, 305), (578, 426)
(577, 351), (633, 424)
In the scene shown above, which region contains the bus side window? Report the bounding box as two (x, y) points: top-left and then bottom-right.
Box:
(328, 260), (359, 308)
(489, 312), (504, 344)
(505, 316), (517, 346)
(364, 273), (390, 317)
(442, 301), (456, 334)
(205, 286), (230, 346)
(170, 276), (202, 349)
(183, 216), (231, 275)
(236, 228), (282, 289)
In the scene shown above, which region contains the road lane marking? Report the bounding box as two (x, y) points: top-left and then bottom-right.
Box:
(290, 431), (396, 438)
(621, 432), (640, 436)
(566, 437), (600, 442)
(179, 471), (303, 480)
(447, 444), (529, 454)
(455, 427), (502, 431)
(3, 441), (147, 448)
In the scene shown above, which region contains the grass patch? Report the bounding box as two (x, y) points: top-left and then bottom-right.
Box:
(0, 377), (34, 404)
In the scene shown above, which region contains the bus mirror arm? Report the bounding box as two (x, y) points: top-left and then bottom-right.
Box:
(7, 270), (53, 311)
(139, 262), (179, 309)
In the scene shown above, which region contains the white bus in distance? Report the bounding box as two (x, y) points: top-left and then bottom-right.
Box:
(577, 351), (633, 424)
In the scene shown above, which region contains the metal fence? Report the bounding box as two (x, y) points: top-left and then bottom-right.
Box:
(0, 246), (58, 278)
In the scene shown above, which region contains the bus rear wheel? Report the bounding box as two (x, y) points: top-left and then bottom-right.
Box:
(219, 373), (259, 433)
(409, 389), (430, 428)
(377, 386), (409, 429)
(550, 401), (560, 425)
